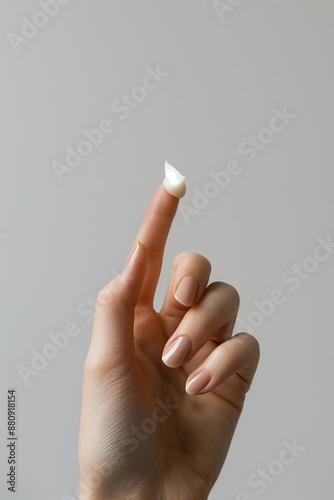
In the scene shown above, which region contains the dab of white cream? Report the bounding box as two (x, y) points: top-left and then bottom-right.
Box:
(163, 160), (186, 198)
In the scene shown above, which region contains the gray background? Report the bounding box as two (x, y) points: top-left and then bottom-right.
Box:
(1, 1), (333, 499)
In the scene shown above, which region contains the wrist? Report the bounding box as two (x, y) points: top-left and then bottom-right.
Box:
(79, 489), (208, 500)
(79, 477), (209, 500)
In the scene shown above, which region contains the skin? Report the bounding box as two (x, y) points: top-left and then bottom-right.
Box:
(78, 183), (260, 500)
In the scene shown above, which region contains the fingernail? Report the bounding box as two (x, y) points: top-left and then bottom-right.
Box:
(174, 276), (198, 306)
(124, 242), (140, 270)
(186, 369), (211, 395)
(162, 336), (192, 368)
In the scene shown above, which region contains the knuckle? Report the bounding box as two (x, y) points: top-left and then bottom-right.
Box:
(144, 243), (161, 262)
(95, 287), (112, 308)
(235, 332), (261, 360)
(95, 282), (118, 310)
(173, 252), (191, 267)
(245, 333), (260, 357)
(83, 354), (96, 373)
(211, 282), (240, 306)
(222, 343), (240, 364)
(190, 307), (211, 325)
(83, 353), (99, 375)
(173, 252), (211, 272)
(229, 285), (240, 306)
(84, 352), (110, 376)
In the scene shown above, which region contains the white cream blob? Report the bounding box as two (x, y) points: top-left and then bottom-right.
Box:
(163, 160), (186, 198)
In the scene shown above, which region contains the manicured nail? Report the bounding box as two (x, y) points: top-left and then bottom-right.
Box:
(124, 242), (140, 270)
(163, 160), (186, 198)
(162, 336), (192, 368)
(186, 369), (211, 395)
(174, 276), (198, 307)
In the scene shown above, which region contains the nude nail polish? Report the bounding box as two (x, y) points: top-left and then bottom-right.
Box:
(162, 336), (192, 367)
(174, 276), (198, 306)
(186, 370), (211, 395)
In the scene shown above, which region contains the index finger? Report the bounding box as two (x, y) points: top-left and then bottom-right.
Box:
(131, 161), (186, 306)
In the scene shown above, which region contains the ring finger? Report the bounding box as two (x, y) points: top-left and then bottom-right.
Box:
(161, 281), (240, 368)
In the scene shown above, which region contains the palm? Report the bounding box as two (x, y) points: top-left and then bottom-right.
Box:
(107, 307), (246, 498)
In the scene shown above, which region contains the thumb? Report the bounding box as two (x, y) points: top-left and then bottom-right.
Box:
(85, 242), (147, 372)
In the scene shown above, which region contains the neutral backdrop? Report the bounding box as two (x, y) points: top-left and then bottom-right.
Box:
(1, 1), (333, 499)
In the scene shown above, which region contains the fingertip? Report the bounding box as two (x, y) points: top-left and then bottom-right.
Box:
(163, 161), (187, 199)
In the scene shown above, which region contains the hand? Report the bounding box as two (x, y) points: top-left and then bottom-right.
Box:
(78, 182), (260, 500)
